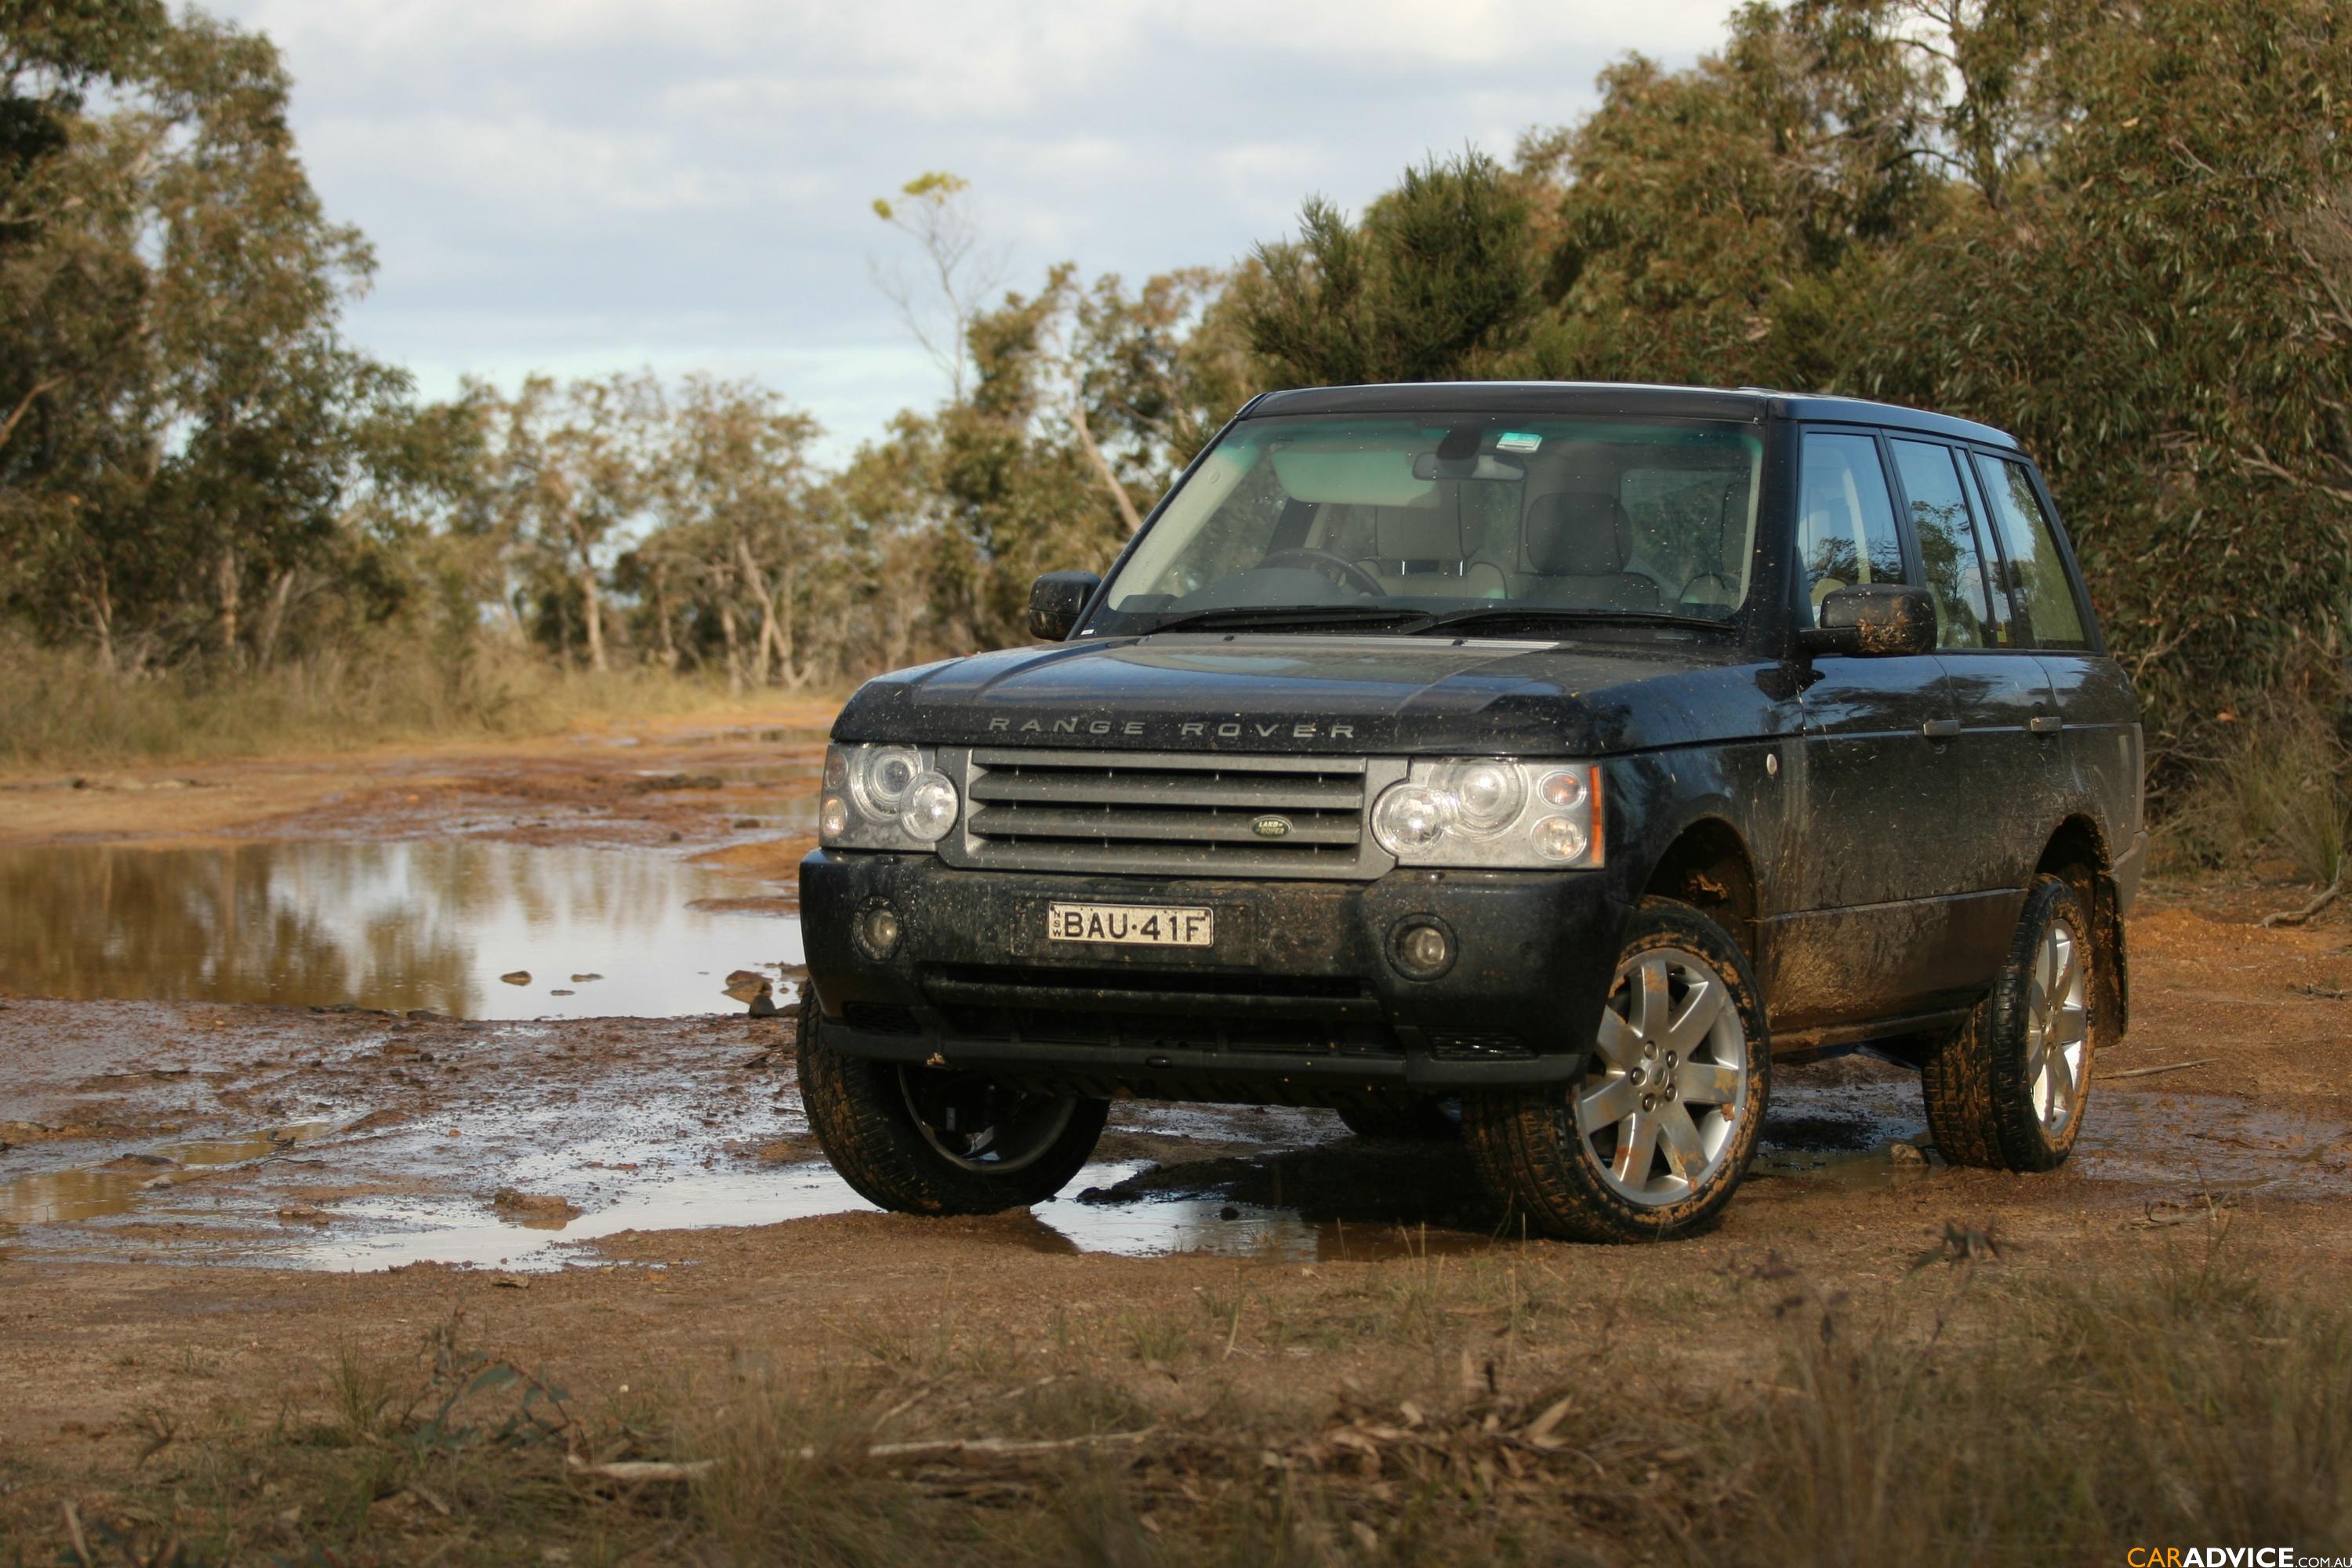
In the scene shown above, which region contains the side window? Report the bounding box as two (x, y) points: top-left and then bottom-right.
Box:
(1796, 432), (1907, 619)
(1890, 439), (2004, 649)
(1972, 455), (2089, 648)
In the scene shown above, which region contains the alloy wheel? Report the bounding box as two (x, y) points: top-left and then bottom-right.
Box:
(895, 1067), (1077, 1175)
(2024, 916), (2089, 1134)
(1573, 946), (1751, 1205)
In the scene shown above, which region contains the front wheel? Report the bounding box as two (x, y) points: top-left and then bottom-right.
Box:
(1464, 898), (1769, 1242)
(798, 1007), (1109, 1215)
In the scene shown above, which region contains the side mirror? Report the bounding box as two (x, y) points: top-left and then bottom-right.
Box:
(1027, 572), (1102, 642)
(1798, 583), (1936, 658)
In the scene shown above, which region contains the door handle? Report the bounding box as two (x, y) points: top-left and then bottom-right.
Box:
(2027, 714), (2064, 735)
(1922, 718), (1962, 740)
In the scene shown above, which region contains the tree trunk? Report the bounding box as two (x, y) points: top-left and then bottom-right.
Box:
(652, 562), (678, 671)
(777, 556), (805, 691)
(216, 546), (242, 667)
(735, 539), (779, 688)
(1069, 400), (1145, 534)
(580, 568), (608, 673)
(717, 593), (743, 696)
(496, 576), (527, 642)
(84, 567), (115, 673)
(254, 568), (298, 671)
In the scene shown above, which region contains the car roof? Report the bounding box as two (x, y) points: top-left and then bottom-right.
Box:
(1243, 381), (2020, 450)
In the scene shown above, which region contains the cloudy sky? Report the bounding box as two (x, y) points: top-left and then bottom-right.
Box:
(209, 1), (1733, 458)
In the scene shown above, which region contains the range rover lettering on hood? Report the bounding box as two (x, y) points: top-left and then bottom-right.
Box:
(985, 716), (1357, 741)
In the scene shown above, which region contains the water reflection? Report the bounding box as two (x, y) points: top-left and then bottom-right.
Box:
(1, 1120), (336, 1225)
(0, 841), (800, 1020)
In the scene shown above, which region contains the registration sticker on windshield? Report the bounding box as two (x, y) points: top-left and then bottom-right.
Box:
(1047, 902), (1213, 948)
(1495, 431), (1542, 452)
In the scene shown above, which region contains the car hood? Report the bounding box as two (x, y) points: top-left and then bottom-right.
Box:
(832, 633), (1786, 755)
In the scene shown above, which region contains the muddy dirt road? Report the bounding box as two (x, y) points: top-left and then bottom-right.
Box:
(3, 712), (2350, 1558)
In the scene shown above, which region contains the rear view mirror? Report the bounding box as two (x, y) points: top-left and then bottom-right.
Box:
(1027, 572), (1102, 641)
(1799, 583), (1935, 658)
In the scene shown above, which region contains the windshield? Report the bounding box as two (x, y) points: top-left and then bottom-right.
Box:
(1093, 412), (1764, 634)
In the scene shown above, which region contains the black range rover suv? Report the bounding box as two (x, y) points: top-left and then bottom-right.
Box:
(797, 382), (2144, 1242)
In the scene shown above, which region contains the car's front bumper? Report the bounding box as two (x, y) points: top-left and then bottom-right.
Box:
(798, 849), (1627, 1100)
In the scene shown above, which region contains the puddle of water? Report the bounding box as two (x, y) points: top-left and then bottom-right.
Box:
(275, 1158), (1491, 1272)
(1, 1120), (336, 1224)
(0, 841), (800, 1021)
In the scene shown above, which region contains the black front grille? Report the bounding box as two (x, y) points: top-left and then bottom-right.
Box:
(929, 1004), (1402, 1057)
(953, 748), (1384, 878)
(1428, 1030), (1532, 1061)
(918, 960), (1393, 1056)
(926, 964), (1363, 1001)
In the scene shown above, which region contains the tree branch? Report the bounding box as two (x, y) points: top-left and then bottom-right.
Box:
(0, 375), (65, 452)
(1067, 399), (1143, 535)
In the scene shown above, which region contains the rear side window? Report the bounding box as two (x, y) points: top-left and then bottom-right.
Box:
(1890, 439), (2006, 649)
(1797, 433), (1907, 619)
(1973, 456), (2088, 648)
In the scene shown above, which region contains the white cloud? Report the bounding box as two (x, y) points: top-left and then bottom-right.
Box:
(215, 0), (1737, 448)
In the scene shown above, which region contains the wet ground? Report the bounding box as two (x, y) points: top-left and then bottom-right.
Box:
(2, 713), (2350, 1280)
(5, 710), (2352, 1567)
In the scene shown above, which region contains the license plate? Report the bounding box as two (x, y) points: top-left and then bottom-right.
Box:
(1047, 902), (1214, 948)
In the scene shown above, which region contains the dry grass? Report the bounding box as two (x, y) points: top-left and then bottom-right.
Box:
(0, 632), (747, 771)
(2157, 700), (2352, 886)
(4, 1229), (2345, 1566)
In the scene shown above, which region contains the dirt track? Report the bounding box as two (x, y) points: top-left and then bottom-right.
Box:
(3, 715), (2350, 1548)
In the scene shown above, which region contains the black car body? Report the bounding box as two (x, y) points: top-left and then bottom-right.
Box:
(797, 382), (2144, 1240)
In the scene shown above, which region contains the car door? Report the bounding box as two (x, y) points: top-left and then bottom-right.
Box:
(1971, 451), (2143, 856)
(1772, 429), (1959, 1032)
(1886, 437), (2056, 986)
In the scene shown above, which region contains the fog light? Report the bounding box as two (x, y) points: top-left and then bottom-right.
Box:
(1390, 917), (1455, 979)
(820, 796), (850, 838)
(855, 905), (902, 958)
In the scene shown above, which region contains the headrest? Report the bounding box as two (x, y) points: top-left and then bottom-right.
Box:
(1375, 505), (1463, 561)
(1525, 492), (1632, 576)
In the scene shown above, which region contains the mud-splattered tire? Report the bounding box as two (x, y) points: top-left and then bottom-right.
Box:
(1336, 1097), (1461, 1141)
(1921, 874), (2094, 1172)
(797, 1007), (1109, 1215)
(1462, 898), (1769, 1243)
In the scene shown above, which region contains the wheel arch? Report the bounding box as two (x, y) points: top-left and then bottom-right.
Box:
(1640, 814), (1760, 962)
(2034, 813), (2129, 1039)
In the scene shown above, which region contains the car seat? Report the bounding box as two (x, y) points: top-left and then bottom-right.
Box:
(1519, 492), (1663, 609)
(1359, 504), (1507, 598)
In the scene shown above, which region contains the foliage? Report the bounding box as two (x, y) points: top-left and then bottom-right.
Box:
(5, 0), (2349, 779)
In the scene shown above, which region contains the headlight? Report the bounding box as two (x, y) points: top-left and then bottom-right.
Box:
(821, 744), (959, 851)
(1370, 758), (1602, 869)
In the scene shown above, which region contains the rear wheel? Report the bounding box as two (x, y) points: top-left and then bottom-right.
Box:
(798, 1007), (1109, 1214)
(1464, 898), (1769, 1242)
(1921, 873), (2093, 1171)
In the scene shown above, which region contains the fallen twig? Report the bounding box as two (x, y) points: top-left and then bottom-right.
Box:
(862, 1429), (1156, 1465)
(568, 1457), (714, 1484)
(60, 1501), (92, 1568)
(2262, 877), (2343, 928)
(2106, 1057), (2220, 1081)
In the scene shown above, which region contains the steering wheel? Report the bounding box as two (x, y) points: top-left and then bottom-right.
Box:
(1258, 548), (1388, 598)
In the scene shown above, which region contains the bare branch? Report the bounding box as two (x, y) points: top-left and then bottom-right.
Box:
(0, 375), (65, 452)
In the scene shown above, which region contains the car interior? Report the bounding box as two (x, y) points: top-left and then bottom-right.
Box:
(1269, 441), (1755, 614)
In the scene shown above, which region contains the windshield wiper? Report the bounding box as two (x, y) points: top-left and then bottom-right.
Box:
(1138, 604), (1433, 635)
(1400, 604), (1735, 637)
